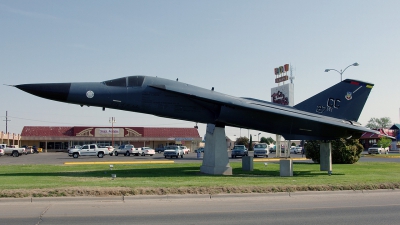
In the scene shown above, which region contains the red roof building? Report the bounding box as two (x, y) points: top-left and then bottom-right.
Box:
(21, 126), (202, 152)
(359, 128), (396, 150)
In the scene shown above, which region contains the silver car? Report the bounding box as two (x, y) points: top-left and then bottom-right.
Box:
(114, 144), (136, 156)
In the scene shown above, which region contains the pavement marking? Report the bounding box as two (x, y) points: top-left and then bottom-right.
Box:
(64, 161), (175, 165)
(254, 158), (308, 162)
(363, 155), (400, 158)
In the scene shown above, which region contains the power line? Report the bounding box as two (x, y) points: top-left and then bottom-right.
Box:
(4, 115), (194, 127)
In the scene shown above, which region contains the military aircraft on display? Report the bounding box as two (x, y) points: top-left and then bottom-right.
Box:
(14, 76), (377, 140)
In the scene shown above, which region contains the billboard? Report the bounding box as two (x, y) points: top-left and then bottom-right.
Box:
(271, 83), (294, 107)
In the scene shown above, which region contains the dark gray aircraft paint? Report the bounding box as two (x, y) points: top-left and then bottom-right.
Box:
(15, 76), (377, 140)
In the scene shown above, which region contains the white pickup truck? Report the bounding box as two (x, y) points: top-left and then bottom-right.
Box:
(68, 144), (111, 158)
(0, 144), (26, 157)
(367, 144), (389, 154)
(253, 143), (269, 158)
(163, 145), (184, 158)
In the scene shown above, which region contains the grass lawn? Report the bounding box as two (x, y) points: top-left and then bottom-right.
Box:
(0, 161), (399, 197)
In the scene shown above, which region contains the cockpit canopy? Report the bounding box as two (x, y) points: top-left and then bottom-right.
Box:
(103, 76), (145, 87)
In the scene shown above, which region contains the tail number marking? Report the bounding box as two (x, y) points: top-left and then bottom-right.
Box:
(316, 98), (340, 113)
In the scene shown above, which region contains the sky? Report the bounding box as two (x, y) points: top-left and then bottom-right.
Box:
(1, 0), (399, 140)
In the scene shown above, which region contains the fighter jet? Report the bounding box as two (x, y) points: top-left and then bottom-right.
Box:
(14, 75), (376, 140)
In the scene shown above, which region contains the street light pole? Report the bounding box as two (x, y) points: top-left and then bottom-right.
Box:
(109, 117), (116, 147)
(325, 62), (359, 81)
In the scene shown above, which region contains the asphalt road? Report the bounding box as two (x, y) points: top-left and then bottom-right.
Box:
(1, 151), (399, 224)
(0, 150), (399, 165)
(0, 190), (399, 225)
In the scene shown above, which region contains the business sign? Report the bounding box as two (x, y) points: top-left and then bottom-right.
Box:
(95, 128), (124, 137)
(98, 128), (120, 134)
(271, 83), (294, 106)
(274, 64), (290, 84)
(275, 76), (288, 83)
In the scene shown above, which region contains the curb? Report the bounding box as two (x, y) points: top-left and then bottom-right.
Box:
(1, 189), (399, 203)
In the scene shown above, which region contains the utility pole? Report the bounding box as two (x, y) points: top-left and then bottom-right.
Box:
(3, 111), (11, 133)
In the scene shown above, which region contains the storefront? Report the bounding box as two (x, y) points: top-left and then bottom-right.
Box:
(359, 128), (396, 150)
(21, 126), (202, 152)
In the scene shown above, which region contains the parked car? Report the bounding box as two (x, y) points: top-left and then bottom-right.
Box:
(0, 144), (26, 157)
(114, 144), (140, 156)
(68, 144), (110, 158)
(368, 144), (389, 154)
(195, 147), (204, 153)
(99, 146), (115, 156)
(269, 145), (285, 153)
(163, 145), (184, 158)
(290, 146), (302, 154)
(155, 145), (167, 153)
(141, 147), (155, 156)
(32, 146), (40, 153)
(0, 148), (4, 156)
(294, 147), (302, 154)
(231, 145), (248, 158)
(22, 145), (33, 154)
(253, 143), (269, 158)
(180, 146), (190, 154)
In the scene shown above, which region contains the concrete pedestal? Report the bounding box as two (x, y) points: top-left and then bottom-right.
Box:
(200, 124), (232, 175)
(280, 159), (293, 177)
(320, 142), (332, 172)
(242, 156), (253, 171)
(276, 134), (281, 157)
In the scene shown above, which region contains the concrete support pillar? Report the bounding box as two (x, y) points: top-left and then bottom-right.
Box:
(280, 159), (293, 177)
(286, 140), (291, 157)
(276, 134), (281, 157)
(320, 142), (332, 172)
(45, 140), (48, 153)
(200, 124), (232, 175)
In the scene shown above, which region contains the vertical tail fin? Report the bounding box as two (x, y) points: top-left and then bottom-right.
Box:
(294, 79), (374, 122)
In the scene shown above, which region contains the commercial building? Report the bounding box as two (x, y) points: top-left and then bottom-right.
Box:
(0, 131), (21, 146)
(359, 127), (398, 150)
(21, 126), (202, 152)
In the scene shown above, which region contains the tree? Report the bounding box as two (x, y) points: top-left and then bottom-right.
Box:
(267, 137), (275, 144)
(235, 136), (249, 146)
(260, 137), (275, 145)
(260, 137), (269, 144)
(249, 135), (253, 151)
(366, 117), (392, 129)
(305, 138), (364, 164)
(291, 143), (296, 147)
(377, 136), (391, 149)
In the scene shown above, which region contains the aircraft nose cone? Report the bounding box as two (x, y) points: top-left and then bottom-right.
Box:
(15, 83), (71, 102)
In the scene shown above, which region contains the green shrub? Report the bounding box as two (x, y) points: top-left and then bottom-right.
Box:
(305, 139), (363, 164)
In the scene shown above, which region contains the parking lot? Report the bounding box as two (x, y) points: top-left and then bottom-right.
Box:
(0, 150), (309, 165)
(1, 150), (399, 165)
